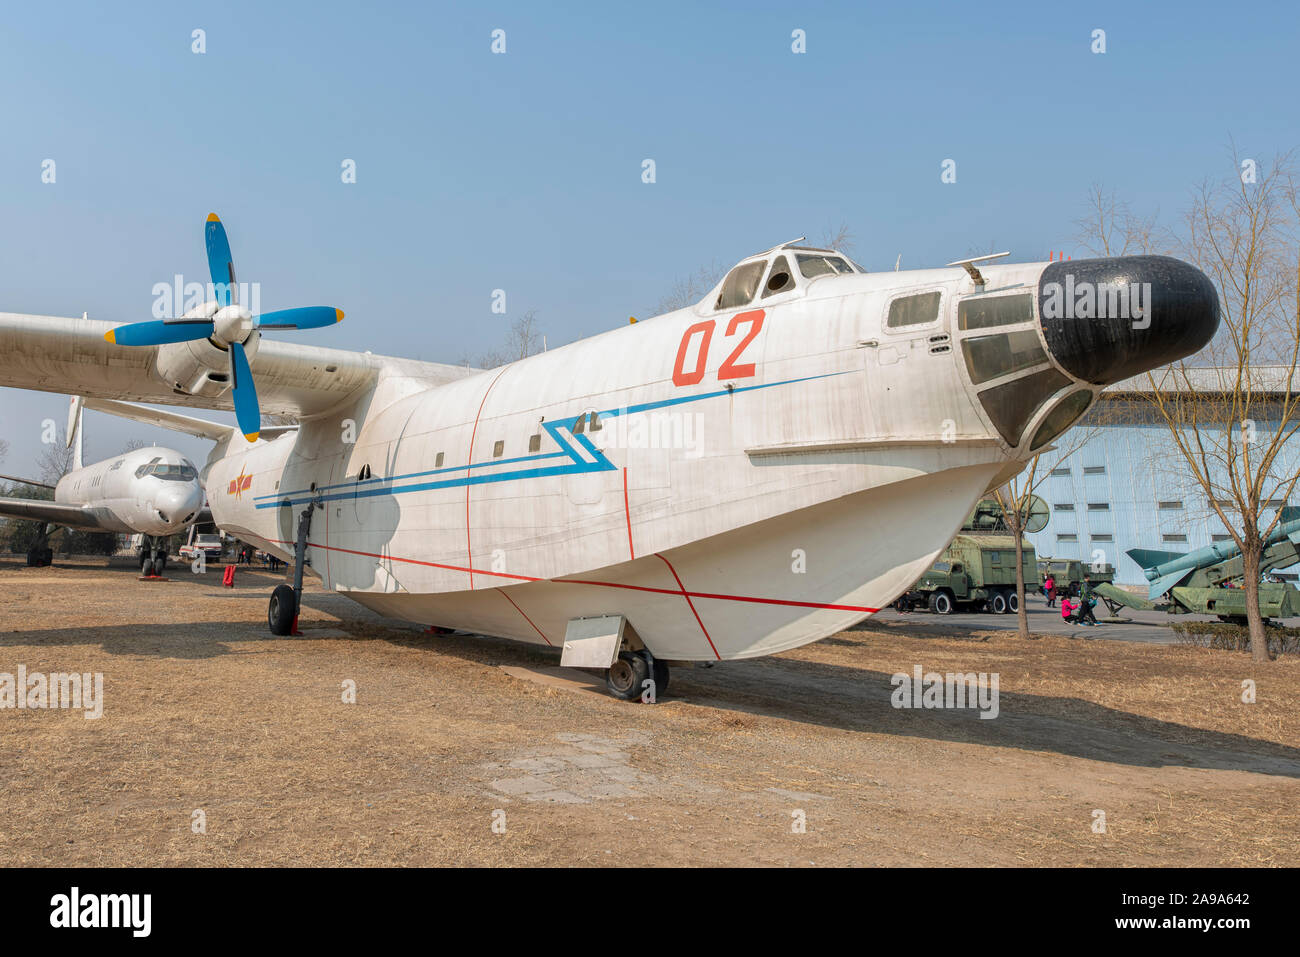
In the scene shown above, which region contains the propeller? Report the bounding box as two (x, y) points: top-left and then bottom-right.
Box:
(104, 213), (343, 442)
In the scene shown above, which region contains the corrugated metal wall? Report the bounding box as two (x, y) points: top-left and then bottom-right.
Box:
(1024, 419), (1300, 585)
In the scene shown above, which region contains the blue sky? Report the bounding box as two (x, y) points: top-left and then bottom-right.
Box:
(2, 0), (1297, 474)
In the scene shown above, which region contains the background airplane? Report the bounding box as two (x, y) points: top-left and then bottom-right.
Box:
(0, 397), (206, 572)
(0, 216), (1219, 698)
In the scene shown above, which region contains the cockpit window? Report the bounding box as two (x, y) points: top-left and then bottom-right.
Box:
(977, 368), (1071, 445)
(134, 456), (162, 479)
(959, 293), (1034, 331)
(796, 254), (854, 279)
(887, 291), (942, 328)
(961, 329), (1048, 385)
(715, 260), (767, 310)
(137, 463), (198, 481)
(762, 256), (795, 298)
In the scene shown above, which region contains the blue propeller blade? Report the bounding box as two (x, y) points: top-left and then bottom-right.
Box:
(205, 213), (237, 307)
(105, 319), (214, 347)
(229, 341), (261, 442)
(256, 306), (345, 330)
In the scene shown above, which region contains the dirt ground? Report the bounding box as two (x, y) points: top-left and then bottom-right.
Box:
(1, 556), (1297, 867)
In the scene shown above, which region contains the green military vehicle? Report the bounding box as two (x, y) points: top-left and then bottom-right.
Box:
(1036, 557), (1116, 598)
(902, 534), (1038, 615)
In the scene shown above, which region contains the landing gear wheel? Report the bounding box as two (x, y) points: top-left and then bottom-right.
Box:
(153, 550), (167, 574)
(140, 552), (155, 576)
(990, 592), (1008, 614)
(605, 651), (649, 701)
(651, 658), (670, 699)
(928, 591), (954, 615)
(268, 584), (296, 636)
(26, 546), (52, 568)
(1007, 591), (1019, 614)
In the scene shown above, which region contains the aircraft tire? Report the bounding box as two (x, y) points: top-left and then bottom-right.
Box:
(606, 652), (649, 701)
(651, 657), (670, 698)
(154, 551), (167, 574)
(140, 552), (154, 576)
(268, 584), (296, 636)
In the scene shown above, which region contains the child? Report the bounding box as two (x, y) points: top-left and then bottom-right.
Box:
(1060, 596), (1076, 624)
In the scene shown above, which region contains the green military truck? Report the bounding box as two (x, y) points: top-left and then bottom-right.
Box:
(1036, 557), (1116, 598)
(901, 534), (1038, 615)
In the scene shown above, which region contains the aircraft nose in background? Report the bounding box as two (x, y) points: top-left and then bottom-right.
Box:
(1037, 255), (1219, 385)
(157, 483), (204, 526)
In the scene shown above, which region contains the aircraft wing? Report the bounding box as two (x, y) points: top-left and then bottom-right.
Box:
(0, 311), (408, 418)
(0, 497), (107, 531)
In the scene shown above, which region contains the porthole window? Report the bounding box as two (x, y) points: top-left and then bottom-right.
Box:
(529, 434), (541, 453)
(493, 440), (504, 458)
(762, 255), (794, 298)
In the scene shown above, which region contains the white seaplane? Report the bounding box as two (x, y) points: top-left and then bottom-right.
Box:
(0, 397), (205, 571)
(0, 216), (1217, 698)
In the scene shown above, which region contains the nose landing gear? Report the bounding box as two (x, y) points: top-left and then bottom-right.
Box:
(268, 501), (316, 636)
(137, 536), (169, 578)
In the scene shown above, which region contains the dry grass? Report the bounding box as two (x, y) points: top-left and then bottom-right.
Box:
(1, 558), (1297, 866)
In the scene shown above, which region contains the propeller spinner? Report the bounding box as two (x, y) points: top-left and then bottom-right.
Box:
(104, 214), (343, 442)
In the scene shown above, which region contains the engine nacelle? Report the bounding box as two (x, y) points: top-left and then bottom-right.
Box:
(155, 331), (261, 398)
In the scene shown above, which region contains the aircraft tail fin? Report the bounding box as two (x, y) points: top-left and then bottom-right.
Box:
(66, 396), (84, 471)
(1148, 569), (1192, 601)
(1126, 547), (1183, 571)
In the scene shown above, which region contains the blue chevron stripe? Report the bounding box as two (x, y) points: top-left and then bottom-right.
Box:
(253, 370), (849, 509)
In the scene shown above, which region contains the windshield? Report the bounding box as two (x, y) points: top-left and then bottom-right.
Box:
(137, 463), (198, 481)
(796, 254), (855, 279)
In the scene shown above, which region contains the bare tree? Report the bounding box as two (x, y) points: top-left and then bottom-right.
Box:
(1082, 152), (1300, 661)
(1073, 183), (1167, 257)
(992, 413), (1107, 638)
(38, 436), (74, 484)
(465, 309), (545, 369)
(819, 222), (856, 255)
(648, 262), (725, 318)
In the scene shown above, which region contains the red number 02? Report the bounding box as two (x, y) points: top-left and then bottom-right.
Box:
(671, 309), (765, 386)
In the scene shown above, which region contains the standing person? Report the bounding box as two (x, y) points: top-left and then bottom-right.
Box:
(1043, 574), (1055, 603)
(1046, 576), (1058, 608)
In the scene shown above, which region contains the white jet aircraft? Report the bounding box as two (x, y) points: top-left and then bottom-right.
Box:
(0, 216), (1218, 698)
(0, 397), (205, 572)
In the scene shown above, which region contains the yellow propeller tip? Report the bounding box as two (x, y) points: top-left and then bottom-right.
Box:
(335, 309), (345, 323)
(206, 213), (221, 223)
(104, 329), (116, 344)
(244, 431), (260, 443)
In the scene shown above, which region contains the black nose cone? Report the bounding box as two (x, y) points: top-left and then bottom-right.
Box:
(1037, 255), (1219, 385)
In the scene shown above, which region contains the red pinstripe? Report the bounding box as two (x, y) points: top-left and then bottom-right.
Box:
(653, 552), (721, 660)
(496, 587), (552, 646)
(271, 539), (879, 616)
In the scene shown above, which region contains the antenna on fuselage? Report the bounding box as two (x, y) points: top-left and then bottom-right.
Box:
(894, 254), (901, 271)
(946, 251), (1010, 287)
